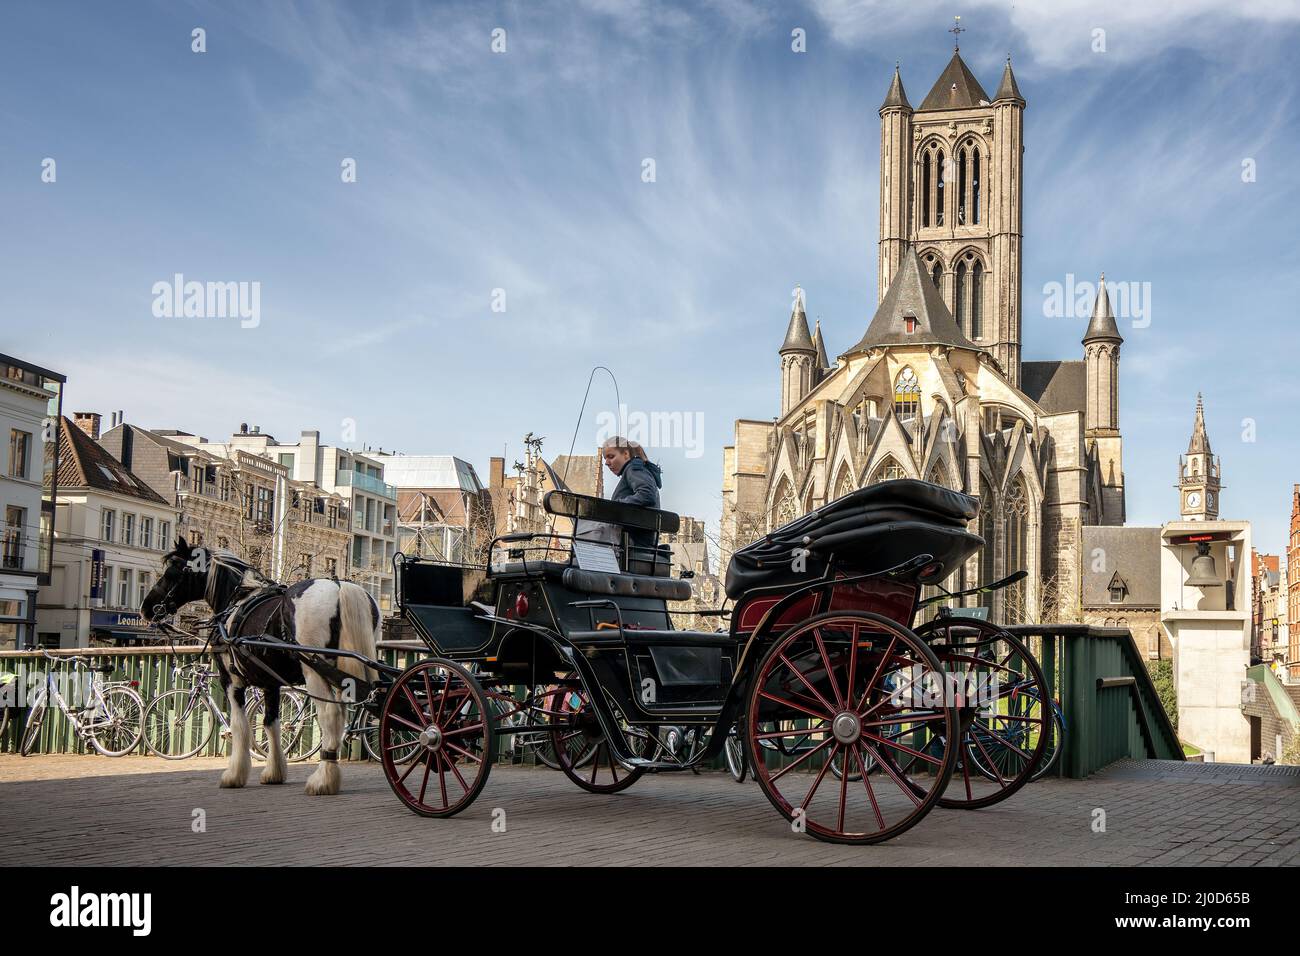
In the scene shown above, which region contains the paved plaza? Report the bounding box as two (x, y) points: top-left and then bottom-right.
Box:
(3, 756), (1298, 866)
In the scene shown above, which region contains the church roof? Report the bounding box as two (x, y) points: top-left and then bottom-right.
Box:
(1082, 275), (1123, 344)
(1187, 393), (1212, 455)
(841, 248), (977, 355)
(994, 58), (1023, 103)
(880, 67), (911, 110)
(780, 288), (816, 353)
(918, 52), (991, 111)
(1080, 526), (1162, 607)
(812, 320), (830, 371)
(1021, 360), (1086, 415)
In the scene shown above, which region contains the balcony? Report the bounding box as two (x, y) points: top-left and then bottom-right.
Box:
(335, 469), (396, 500)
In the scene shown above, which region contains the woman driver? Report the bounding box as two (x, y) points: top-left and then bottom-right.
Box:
(601, 436), (662, 547)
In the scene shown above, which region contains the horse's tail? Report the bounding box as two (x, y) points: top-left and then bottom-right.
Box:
(337, 581), (380, 683)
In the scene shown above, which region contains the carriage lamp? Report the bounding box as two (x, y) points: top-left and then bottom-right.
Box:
(515, 591), (530, 618)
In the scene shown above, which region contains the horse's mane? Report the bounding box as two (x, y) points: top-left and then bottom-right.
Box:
(204, 549), (277, 611)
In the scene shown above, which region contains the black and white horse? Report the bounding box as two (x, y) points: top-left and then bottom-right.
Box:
(142, 537), (379, 795)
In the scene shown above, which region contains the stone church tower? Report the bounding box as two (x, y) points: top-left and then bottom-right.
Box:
(879, 46), (1025, 384)
(722, 34), (1131, 623)
(1178, 394), (1222, 521)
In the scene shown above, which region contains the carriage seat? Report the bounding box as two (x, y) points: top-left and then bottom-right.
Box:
(724, 479), (983, 599)
(561, 567), (692, 602)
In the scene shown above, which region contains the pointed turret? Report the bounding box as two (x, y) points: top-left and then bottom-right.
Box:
(843, 248), (976, 355)
(880, 66), (911, 111)
(780, 287), (816, 354)
(918, 51), (991, 111)
(1082, 275), (1123, 344)
(994, 57), (1024, 104)
(812, 319), (830, 372)
(1188, 393), (1212, 455)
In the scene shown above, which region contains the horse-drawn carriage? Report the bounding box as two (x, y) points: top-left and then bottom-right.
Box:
(378, 478), (1052, 845)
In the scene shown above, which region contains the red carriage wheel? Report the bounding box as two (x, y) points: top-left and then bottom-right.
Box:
(913, 617), (1051, 810)
(379, 658), (495, 818)
(550, 686), (646, 794)
(746, 611), (958, 845)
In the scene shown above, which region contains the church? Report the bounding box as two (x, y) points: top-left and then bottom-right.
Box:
(720, 43), (1126, 623)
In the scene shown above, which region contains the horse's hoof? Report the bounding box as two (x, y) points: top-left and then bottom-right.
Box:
(304, 763), (341, 795)
(219, 773), (247, 789)
(260, 769), (285, 785)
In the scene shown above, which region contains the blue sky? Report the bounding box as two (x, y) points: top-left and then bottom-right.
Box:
(3, 0), (1300, 555)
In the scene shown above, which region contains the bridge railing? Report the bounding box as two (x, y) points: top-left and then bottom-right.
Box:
(1008, 624), (1183, 778)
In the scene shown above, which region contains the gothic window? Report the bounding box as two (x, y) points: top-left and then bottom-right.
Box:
(921, 145), (946, 228)
(978, 476), (996, 591)
(772, 481), (798, 530)
(935, 149), (945, 226)
(971, 148), (981, 224)
(970, 261), (983, 339)
(870, 458), (907, 484)
(922, 153), (931, 227)
(955, 261), (966, 333)
(834, 467), (855, 501)
(924, 252), (942, 295)
(893, 367), (920, 421)
(1002, 476), (1030, 624)
(957, 147), (968, 224)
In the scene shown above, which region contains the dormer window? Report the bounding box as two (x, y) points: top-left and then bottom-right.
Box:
(1107, 571), (1128, 604)
(903, 313), (918, 334)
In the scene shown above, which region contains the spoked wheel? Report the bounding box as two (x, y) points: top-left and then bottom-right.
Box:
(550, 685), (645, 794)
(87, 686), (145, 757)
(19, 696), (47, 756)
(914, 617), (1051, 810)
(379, 659), (495, 818)
(246, 688), (314, 761)
(724, 722), (748, 782)
(747, 611), (959, 845)
(143, 689), (213, 759)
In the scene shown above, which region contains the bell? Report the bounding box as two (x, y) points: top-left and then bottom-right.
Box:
(1185, 542), (1222, 588)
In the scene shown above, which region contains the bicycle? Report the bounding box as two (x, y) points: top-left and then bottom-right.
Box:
(19, 651), (145, 757)
(142, 661), (296, 760)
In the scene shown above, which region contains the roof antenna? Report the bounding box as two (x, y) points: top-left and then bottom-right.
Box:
(949, 15), (964, 51)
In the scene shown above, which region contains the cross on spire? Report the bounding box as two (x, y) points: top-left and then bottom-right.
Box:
(949, 15), (965, 51)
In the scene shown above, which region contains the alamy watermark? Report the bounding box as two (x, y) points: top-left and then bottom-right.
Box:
(151, 274), (261, 328)
(595, 404), (704, 460)
(1041, 273), (1150, 329)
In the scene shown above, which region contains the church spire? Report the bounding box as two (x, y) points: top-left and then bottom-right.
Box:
(1082, 274), (1123, 344)
(780, 286), (816, 354)
(1188, 393), (1212, 455)
(880, 65), (911, 111)
(994, 56), (1024, 104)
(812, 318), (830, 372)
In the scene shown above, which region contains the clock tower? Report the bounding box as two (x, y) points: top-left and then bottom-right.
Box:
(1178, 393), (1221, 520)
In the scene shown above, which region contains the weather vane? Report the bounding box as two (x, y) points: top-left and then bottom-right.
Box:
(950, 15), (964, 51)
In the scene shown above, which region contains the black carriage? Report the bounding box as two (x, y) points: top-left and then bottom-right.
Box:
(382, 479), (1052, 844)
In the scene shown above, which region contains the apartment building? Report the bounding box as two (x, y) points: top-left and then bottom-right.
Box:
(212, 427), (397, 613)
(37, 415), (179, 647)
(99, 420), (351, 586)
(372, 454), (492, 565)
(0, 354), (65, 649)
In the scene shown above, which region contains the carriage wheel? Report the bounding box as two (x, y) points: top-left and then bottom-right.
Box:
(746, 611), (958, 845)
(379, 658), (495, 818)
(914, 618), (1050, 810)
(550, 686), (645, 794)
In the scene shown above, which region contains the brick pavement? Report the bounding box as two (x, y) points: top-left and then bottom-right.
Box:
(2, 756), (1298, 866)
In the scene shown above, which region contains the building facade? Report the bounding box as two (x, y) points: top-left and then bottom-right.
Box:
(99, 421), (351, 595)
(0, 354), (64, 650)
(1289, 484), (1300, 681)
(373, 454), (494, 565)
(37, 416), (179, 647)
(722, 48), (1126, 622)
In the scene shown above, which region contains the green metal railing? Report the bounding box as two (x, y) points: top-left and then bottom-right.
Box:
(1009, 624), (1183, 778)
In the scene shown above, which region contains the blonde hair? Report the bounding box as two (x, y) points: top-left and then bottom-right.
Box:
(601, 435), (648, 462)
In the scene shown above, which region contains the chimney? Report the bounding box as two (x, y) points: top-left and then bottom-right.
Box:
(240, 423), (248, 434)
(490, 457), (505, 490)
(73, 412), (102, 440)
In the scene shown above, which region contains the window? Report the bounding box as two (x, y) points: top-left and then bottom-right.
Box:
(217, 536), (229, 550)
(160, 521), (170, 550)
(869, 458), (907, 484)
(956, 254), (984, 340)
(102, 509), (116, 543)
(117, 569), (132, 609)
(256, 486), (274, 524)
(141, 517), (153, 550)
(955, 261), (966, 333)
(137, 572), (151, 609)
(299, 553), (313, 576)
(3, 506), (24, 570)
(970, 261), (983, 339)
(8, 430), (31, 479)
(893, 367), (920, 420)
(956, 143), (982, 225)
(122, 513), (135, 546)
(278, 453), (295, 470)
(102, 566), (114, 605)
(920, 145), (947, 228)
(1002, 477), (1030, 624)
(325, 557), (337, 576)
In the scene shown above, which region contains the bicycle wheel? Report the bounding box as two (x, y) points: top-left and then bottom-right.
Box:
(142, 689), (213, 759)
(1029, 704), (1065, 781)
(248, 689), (316, 761)
(19, 695), (47, 756)
(88, 686), (144, 757)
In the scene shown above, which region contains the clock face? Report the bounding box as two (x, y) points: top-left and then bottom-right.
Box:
(1187, 492), (1202, 509)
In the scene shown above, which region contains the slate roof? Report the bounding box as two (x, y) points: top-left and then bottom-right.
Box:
(994, 59), (1023, 103)
(880, 67), (911, 110)
(918, 52), (991, 111)
(1082, 276), (1122, 344)
(1081, 526), (1162, 607)
(1021, 360), (1086, 415)
(781, 290), (816, 353)
(842, 248), (977, 355)
(57, 417), (168, 505)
